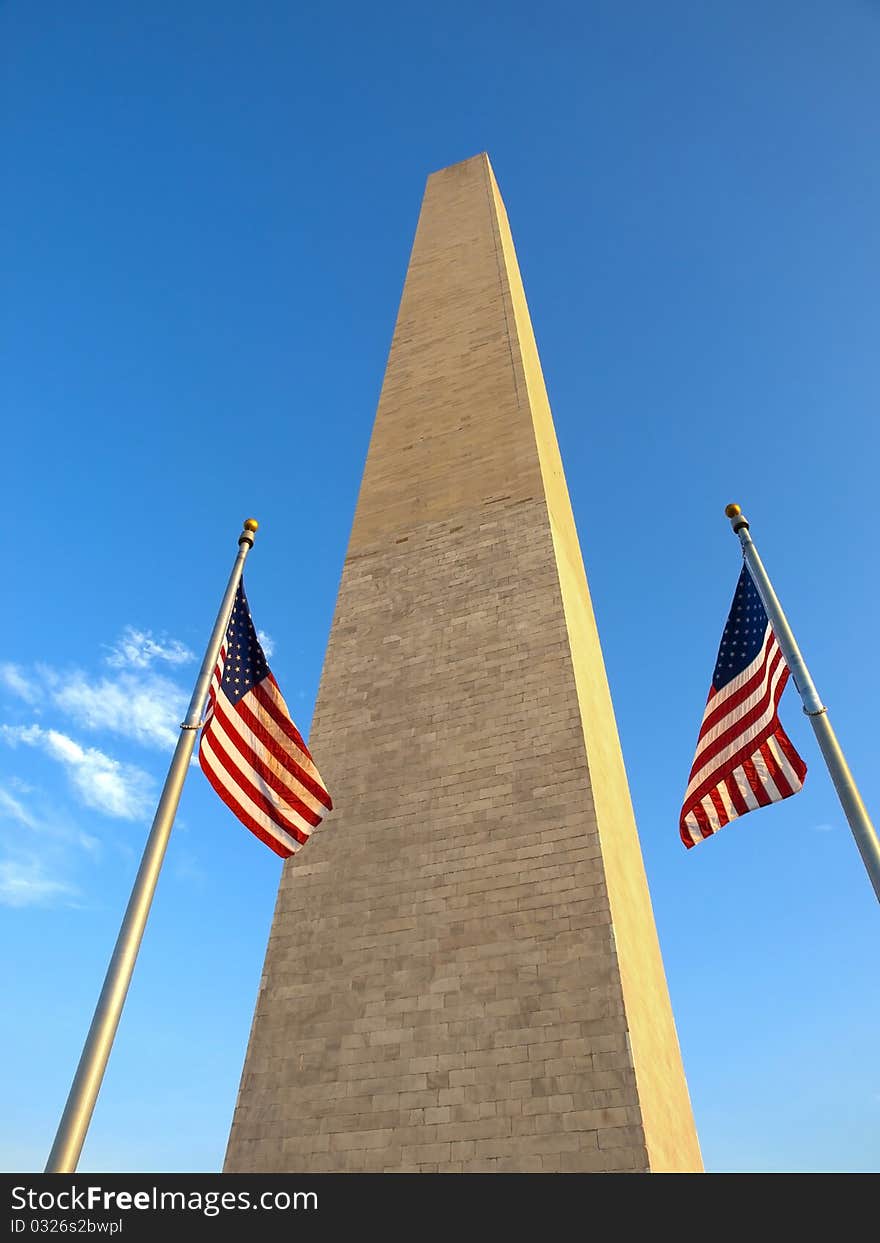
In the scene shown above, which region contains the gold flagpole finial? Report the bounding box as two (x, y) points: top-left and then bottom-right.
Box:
(239, 518), (259, 548)
(725, 503), (749, 534)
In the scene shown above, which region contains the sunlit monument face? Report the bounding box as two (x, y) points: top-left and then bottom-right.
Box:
(224, 154), (702, 1174)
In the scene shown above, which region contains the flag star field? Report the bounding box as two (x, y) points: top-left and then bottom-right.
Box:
(714, 570), (767, 685)
(222, 598), (270, 704)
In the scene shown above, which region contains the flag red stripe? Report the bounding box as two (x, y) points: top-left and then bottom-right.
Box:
(204, 644), (226, 720)
(725, 772), (749, 818)
(209, 695), (322, 827)
(198, 580), (331, 859)
(681, 803), (708, 848)
(214, 690), (327, 816)
(261, 677), (311, 757)
(685, 656), (788, 802)
(760, 739), (792, 800)
(741, 756), (772, 807)
(202, 729), (310, 845)
(688, 648), (786, 782)
(681, 717), (806, 845)
(708, 786), (729, 828)
(680, 818), (699, 848)
(199, 753), (295, 860)
(693, 642), (783, 762)
(775, 728), (808, 783)
(684, 714), (785, 815)
(680, 568), (807, 849)
(697, 631), (776, 738)
(202, 731), (311, 847)
(237, 696), (332, 810)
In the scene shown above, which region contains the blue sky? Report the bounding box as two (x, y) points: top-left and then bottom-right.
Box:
(2, 1), (878, 1173)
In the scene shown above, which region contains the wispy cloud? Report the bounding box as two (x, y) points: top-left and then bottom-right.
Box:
(257, 630), (275, 659)
(0, 783), (82, 908)
(0, 783), (101, 856)
(0, 663), (40, 705)
(813, 823), (835, 833)
(7, 776), (35, 795)
(2, 648), (188, 752)
(0, 858), (75, 908)
(1, 725), (154, 820)
(51, 670), (185, 751)
(0, 786), (38, 829)
(105, 627), (194, 670)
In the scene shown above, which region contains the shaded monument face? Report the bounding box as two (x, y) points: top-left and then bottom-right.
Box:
(225, 154), (701, 1173)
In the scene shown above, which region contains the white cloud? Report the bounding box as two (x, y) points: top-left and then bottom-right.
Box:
(0, 783), (103, 858)
(1, 724), (154, 820)
(813, 823), (835, 833)
(105, 627), (194, 670)
(0, 776), (136, 914)
(0, 663), (40, 705)
(257, 630), (275, 659)
(0, 786), (38, 829)
(0, 858), (74, 908)
(51, 670), (186, 751)
(1, 659), (188, 752)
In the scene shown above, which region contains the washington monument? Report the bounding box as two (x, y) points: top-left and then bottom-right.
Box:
(225, 153), (702, 1173)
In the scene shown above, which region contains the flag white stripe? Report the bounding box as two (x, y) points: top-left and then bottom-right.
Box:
(716, 780), (735, 822)
(198, 582), (331, 860)
(751, 749), (781, 803)
(260, 679), (324, 785)
(238, 684), (325, 800)
(693, 635), (779, 753)
(733, 767), (760, 811)
(699, 626), (772, 718)
(766, 734), (802, 792)
(205, 647), (226, 724)
(700, 795), (722, 832)
(214, 687), (327, 818)
(206, 708), (318, 839)
(200, 736), (303, 856)
(684, 813), (702, 845)
(684, 653), (788, 802)
(680, 569), (807, 848)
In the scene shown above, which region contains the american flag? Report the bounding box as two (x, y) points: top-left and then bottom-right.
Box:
(680, 563), (806, 848)
(199, 581), (332, 859)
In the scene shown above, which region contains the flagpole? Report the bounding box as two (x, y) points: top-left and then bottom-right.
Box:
(725, 504), (880, 903)
(45, 518), (260, 1174)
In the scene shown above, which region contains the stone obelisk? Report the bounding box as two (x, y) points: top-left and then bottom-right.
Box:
(225, 154), (702, 1173)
